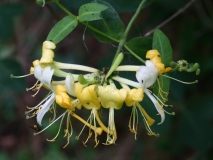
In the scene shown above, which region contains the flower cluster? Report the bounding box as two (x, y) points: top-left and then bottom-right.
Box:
(12, 41), (198, 147)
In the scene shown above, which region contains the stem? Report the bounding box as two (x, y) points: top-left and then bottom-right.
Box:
(113, 0), (147, 63)
(54, 0), (119, 43)
(124, 45), (145, 64)
(144, 0), (196, 36)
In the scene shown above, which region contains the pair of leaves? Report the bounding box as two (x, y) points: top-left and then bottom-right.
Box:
(47, 3), (108, 44)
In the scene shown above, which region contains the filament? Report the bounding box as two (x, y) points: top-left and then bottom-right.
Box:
(162, 74), (198, 84)
(10, 73), (33, 78)
(34, 111), (68, 135)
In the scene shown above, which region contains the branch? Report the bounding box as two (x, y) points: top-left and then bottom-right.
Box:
(144, 0), (196, 36)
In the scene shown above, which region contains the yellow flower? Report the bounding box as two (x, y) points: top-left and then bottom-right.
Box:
(125, 87), (144, 107)
(75, 83), (100, 110)
(56, 85), (74, 110)
(146, 50), (172, 74)
(123, 86), (157, 138)
(40, 41), (56, 66)
(98, 85), (127, 110)
(98, 85), (127, 145)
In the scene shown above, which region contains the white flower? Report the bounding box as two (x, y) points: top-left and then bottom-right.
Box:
(33, 65), (56, 126)
(136, 60), (158, 89)
(136, 60), (165, 125)
(34, 65), (54, 89)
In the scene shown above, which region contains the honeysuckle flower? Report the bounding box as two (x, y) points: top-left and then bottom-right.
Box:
(32, 65), (56, 125)
(74, 83), (103, 147)
(136, 61), (166, 125)
(121, 84), (157, 138)
(98, 83), (127, 145)
(146, 50), (172, 74)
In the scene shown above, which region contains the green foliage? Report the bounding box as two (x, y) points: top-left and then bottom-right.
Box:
(152, 29), (173, 67)
(47, 16), (78, 44)
(88, 0), (124, 42)
(126, 37), (153, 59)
(78, 3), (108, 22)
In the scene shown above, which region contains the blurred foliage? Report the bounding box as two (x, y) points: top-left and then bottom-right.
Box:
(0, 0), (213, 160)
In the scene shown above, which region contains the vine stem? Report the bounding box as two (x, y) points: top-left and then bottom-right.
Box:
(54, 0), (119, 43)
(112, 0), (147, 63)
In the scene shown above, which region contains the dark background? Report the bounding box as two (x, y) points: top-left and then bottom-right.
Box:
(0, 0), (213, 159)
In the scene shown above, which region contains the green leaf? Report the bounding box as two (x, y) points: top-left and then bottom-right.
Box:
(88, 0), (124, 43)
(152, 29), (173, 67)
(126, 37), (153, 59)
(78, 3), (108, 22)
(152, 29), (172, 101)
(46, 16), (78, 44)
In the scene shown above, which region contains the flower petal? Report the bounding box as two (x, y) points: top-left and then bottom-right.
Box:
(37, 93), (56, 126)
(65, 73), (75, 96)
(144, 89), (165, 125)
(34, 65), (42, 80)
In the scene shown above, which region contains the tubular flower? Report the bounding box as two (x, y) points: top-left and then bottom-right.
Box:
(40, 41), (56, 66)
(146, 50), (172, 74)
(98, 84), (127, 145)
(75, 83), (100, 110)
(124, 86), (157, 138)
(74, 83), (103, 147)
(136, 61), (166, 125)
(56, 85), (74, 110)
(25, 65), (56, 126)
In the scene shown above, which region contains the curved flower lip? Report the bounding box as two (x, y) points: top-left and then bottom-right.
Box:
(125, 88), (144, 107)
(98, 85), (127, 110)
(37, 93), (56, 126)
(75, 83), (100, 110)
(136, 60), (158, 89)
(65, 73), (75, 96)
(144, 89), (165, 125)
(34, 65), (54, 89)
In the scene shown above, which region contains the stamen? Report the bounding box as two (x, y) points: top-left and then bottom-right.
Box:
(25, 94), (52, 113)
(162, 74), (198, 84)
(63, 112), (73, 148)
(10, 73), (33, 78)
(151, 91), (173, 107)
(49, 103), (57, 123)
(26, 80), (39, 91)
(31, 83), (43, 97)
(46, 111), (67, 142)
(34, 111), (68, 135)
(136, 103), (159, 137)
